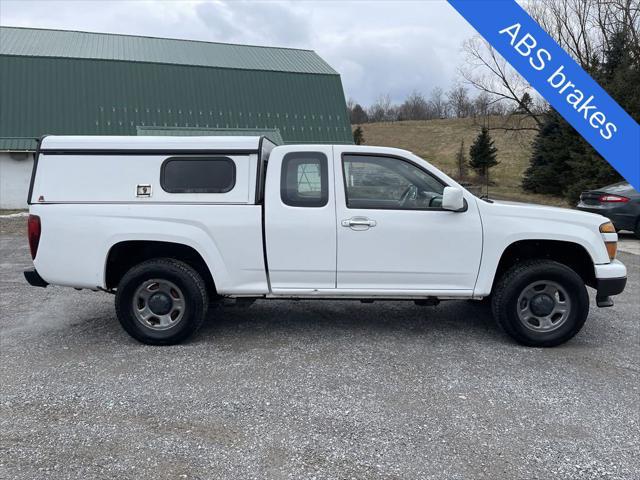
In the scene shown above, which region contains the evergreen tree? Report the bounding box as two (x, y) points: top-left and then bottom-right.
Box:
(515, 92), (533, 114)
(524, 108), (622, 202)
(522, 28), (634, 203)
(350, 103), (369, 124)
(353, 126), (365, 145)
(455, 139), (468, 180)
(563, 29), (636, 201)
(468, 127), (498, 180)
(522, 109), (575, 195)
(564, 137), (621, 203)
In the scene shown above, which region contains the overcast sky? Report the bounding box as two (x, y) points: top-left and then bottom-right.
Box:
(0, 0), (477, 106)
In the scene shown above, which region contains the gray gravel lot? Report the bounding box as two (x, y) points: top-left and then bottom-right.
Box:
(1, 219), (639, 480)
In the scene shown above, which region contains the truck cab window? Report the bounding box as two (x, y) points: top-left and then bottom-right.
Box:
(342, 155), (445, 210)
(281, 152), (328, 207)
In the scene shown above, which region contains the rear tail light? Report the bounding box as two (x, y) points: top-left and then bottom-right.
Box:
(27, 214), (41, 260)
(598, 194), (629, 203)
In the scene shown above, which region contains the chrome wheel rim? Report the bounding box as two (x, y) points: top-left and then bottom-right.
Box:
(132, 279), (185, 331)
(516, 280), (571, 333)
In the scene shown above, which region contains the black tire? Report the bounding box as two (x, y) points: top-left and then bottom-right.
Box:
(491, 260), (589, 347)
(115, 258), (208, 345)
(634, 218), (640, 240)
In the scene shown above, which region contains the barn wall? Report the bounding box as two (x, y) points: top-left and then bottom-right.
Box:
(0, 56), (353, 145)
(0, 152), (33, 209)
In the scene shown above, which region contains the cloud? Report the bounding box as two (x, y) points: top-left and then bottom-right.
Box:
(0, 0), (475, 105)
(195, 1), (311, 46)
(320, 25), (457, 105)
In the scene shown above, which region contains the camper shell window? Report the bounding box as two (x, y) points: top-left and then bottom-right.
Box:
(161, 157), (236, 193)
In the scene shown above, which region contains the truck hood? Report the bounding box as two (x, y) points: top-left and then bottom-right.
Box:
(482, 199), (608, 228)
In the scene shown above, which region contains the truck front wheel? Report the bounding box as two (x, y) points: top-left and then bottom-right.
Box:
(115, 258), (208, 345)
(491, 260), (589, 347)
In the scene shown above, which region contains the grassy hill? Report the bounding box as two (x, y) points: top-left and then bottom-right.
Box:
(356, 116), (568, 206)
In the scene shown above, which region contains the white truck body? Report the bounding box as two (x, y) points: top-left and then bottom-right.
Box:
(30, 136), (266, 294)
(25, 135), (627, 346)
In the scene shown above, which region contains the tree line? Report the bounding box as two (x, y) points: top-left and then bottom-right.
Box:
(347, 86), (518, 125)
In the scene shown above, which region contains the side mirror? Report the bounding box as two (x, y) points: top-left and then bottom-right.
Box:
(442, 186), (466, 212)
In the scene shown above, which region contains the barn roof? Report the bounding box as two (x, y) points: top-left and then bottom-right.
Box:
(0, 27), (352, 150)
(0, 137), (36, 152)
(0, 26), (337, 75)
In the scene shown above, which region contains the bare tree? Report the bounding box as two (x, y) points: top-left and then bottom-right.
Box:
(460, 0), (640, 131)
(398, 90), (432, 120)
(368, 94), (394, 122)
(596, 0), (640, 61)
(487, 100), (508, 116)
(446, 85), (472, 118)
(473, 92), (491, 119)
(455, 139), (468, 180)
(528, 0), (640, 70)
(460, 36), (543, 129)
(528, 0), (596, 70)
(346, 98), (355, 112)
(429, 86), (448, 118)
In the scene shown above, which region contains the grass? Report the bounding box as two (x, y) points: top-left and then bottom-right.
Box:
(356, 116), (569, 207)
(0, 209), (28, 216)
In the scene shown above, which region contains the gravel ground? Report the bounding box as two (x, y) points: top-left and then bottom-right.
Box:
(1, 218), (639, 480)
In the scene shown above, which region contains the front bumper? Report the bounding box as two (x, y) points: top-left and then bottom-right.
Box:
(594, 260), (627, 307)
(24, 268), (48, 288)
(596, 276), (627, 297)
(595, 259), (627, 280)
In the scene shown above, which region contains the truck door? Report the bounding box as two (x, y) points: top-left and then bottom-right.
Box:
(264, 146), (337, 292)
(333, 147), (482, 293)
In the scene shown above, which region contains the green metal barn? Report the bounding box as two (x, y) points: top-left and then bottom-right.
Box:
(0, 26), (352, 208)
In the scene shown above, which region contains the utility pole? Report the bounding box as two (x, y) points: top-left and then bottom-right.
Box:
(486, 164), (490, 198)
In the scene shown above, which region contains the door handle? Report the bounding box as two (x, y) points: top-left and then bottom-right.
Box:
(341, 217), (377, 229)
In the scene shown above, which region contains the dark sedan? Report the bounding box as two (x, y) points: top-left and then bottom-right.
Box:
(577, 182), (640, 238)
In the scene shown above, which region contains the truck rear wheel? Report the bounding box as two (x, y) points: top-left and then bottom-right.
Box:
(491, 260), (589, 347)
(115, 258), (208, 345)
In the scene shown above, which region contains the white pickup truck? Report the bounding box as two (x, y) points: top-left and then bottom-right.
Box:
(24, 135), (627, 347)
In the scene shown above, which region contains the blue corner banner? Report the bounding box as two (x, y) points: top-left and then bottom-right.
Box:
(448, 0), (640, 189)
